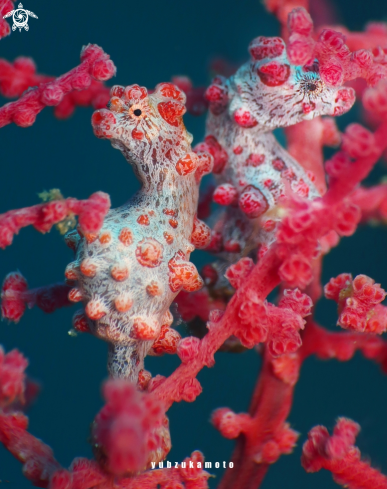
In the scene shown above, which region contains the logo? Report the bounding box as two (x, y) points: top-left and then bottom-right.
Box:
(2, 3), (38, 32)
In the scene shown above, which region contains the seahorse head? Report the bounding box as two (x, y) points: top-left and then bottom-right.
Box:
(91, 82), (193, 167)
(207, 36), (355, 132)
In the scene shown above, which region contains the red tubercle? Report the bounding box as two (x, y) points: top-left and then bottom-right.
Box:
(168, 218), (178, 229)
(137, 214), (150, 226)
(80, 258), (97, 278)
(110, 263), (129, 282)
(224, 240), (242, 253)
(137, 369), (152, 390)
(246, 153), (265, 167)
(205, 84), (226, 102)
(233, 108), (259, 127)
(281, 167), (296, 181)
(157, 100), (186, 127)
(302, 101), (316, 114)
(257, 61), (290, 87)
(213, 184), (238, 206)
(108, 96), (126, 114)
(114, 294), (133, 313)
(109, 85), (125, 98)
(131, 128), (144, 140)
(65, 262), (78, 281)
(195, 152), (214, 182)
(194, 135), (228, 174)
(264, 179), (275, 188)
(272, 158), (286, 171)
(191, 216), (211, 249)
(239, 185), (269, 218)
(249, 36), (286, 61)
(118, 227), (133, 246)
(131, 318), (159, 340)
(152, 325), (181, 355)
(68, 288), (84, 303)
(72, 310), (91, 333)
(163, 232), (174, 244)
(175, 152), (199, 176)
(124, 84), (147, 101)
(98, 231), (111, 245)
(85, 300), (107, 320)
(156, 82), (185, 102)
(146, 281), (162, 296)
(163, 208), (176, 216)
(91, 109), (116, 138)
(168, 250), (203, 293)
(135, 238), (164, 268)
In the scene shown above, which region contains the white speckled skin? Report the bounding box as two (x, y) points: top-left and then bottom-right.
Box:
(65, 83), (212, 381)
(205, 36), (355, 255)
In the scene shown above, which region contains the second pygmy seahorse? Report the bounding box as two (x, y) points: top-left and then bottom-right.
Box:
(199, 35), (355, 257)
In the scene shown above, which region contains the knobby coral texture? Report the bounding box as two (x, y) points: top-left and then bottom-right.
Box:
(1, 0), (387, 488)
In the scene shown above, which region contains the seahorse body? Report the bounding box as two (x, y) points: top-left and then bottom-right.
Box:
(64, 83), (213, 381)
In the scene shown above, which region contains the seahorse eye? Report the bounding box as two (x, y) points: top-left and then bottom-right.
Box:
(133, 109), (142, 116)
(306, 82), (317, 92)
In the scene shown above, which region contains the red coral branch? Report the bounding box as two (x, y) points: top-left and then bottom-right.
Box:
(1, 271), (72, 323)
(301, 321), (387, 370)
(285, 117), (340, 195)
(0, 347), (27, 408)
(324, 273), (387, 333)
(91, 379), (170, 475)
(286, 7), (387, 86)
(152, 248), (282, 407)
(0, 191), (110, 248)
(0, 56), (112, 120)
(0, 44), (116, 128)
(302, 418), (387, 488)
(0, 347), (211, 489)
(0, 0), (15, 39)
(0, 56), (51, 96)
(217, 350), (300, 489)
(350, 184), (387, 223)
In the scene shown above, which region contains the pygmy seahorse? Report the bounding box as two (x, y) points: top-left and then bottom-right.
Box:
(64, 82), (213, 382)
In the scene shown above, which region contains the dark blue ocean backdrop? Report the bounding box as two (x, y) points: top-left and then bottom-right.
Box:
(1, 0), (387, 487)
